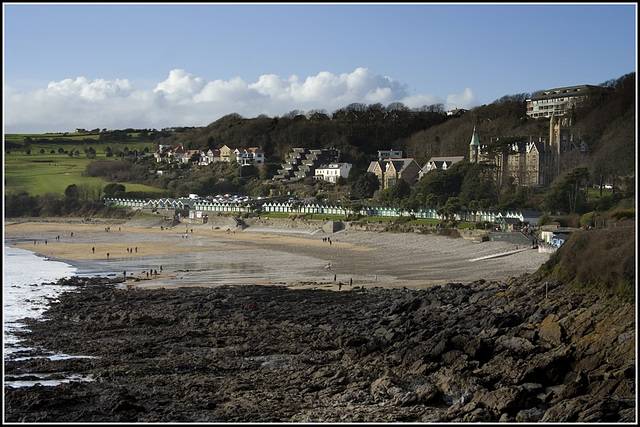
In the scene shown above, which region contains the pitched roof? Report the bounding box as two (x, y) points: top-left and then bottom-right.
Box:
(469, 127), (480, 146)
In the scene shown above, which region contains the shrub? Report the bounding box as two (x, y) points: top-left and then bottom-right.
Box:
(538, 227), (635, 301)
(580, 211), (598, 228)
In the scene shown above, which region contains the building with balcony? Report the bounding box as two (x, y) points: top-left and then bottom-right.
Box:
(525, 84), (611, 118)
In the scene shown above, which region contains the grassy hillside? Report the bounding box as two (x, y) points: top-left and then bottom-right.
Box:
(537, 223), (636, 301)
(4, 136), (160, 196)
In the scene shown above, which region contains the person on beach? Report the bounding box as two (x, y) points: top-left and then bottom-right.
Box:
(92, 247), (95, 253)
(107, 252), (110, 259)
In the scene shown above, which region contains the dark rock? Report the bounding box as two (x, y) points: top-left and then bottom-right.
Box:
(4, 274), (635, 423)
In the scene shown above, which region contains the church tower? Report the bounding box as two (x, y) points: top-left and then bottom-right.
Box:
(469, 126), (480, 163)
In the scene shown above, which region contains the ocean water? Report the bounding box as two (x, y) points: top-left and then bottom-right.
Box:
(3, 245), (78, 355)
(3, 244), (101, 387)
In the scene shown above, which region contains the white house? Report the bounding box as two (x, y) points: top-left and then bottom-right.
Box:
(237, 147), (265, 165)
(198, 149), (221, 166)
(314, 163), (352, 183)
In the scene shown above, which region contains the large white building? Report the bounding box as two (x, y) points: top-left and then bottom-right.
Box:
(525, 84), (611, 118)
(314, 163), (352, 183)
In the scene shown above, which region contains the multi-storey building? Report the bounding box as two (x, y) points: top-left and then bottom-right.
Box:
(525, 84), (611, 118)
(471, 114), (588, 187)
(367, 158), (422, 190)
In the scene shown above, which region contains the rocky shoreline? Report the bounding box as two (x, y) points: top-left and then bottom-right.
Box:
(4, 273), (635, 423)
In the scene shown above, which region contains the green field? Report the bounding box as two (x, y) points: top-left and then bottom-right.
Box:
(4, 133), (160, 196)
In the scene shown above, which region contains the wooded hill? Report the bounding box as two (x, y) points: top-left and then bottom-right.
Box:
(162, 72), (635, 186)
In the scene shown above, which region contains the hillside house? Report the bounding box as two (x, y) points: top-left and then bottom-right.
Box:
(419, 156), (465, 178)
(446, 108), (468, 117)
(367, 158), (421, 190)
(198, 149), (221, 166)
(182, 149), (201, 164)
(219, 145), (265, 165)
(314, 163), (353, 183)
(377, 149), (403, 160)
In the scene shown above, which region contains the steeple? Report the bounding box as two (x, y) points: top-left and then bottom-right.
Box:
(469, 126), (480, 163)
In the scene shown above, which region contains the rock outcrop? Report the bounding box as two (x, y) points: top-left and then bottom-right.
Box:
(4, 275), (635, 422)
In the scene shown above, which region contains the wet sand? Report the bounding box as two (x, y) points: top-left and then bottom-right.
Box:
(4, 219), (551, 291)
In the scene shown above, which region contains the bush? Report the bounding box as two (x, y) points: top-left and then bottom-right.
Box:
(537, 227), (635, 301)
(580, 211), (598, 228)
(612, 209), (635, 221)
(537, 214), (551, 226)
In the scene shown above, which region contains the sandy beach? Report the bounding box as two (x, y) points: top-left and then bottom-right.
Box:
(4, 219), (551, 290)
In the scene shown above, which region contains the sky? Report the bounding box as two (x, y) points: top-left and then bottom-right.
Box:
(3, 2), (637, 134)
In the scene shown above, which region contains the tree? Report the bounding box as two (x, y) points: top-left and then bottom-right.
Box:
(86, 147), (97, 159)
(103, 183), (126, 197)
(387, 178), (412, 205)
(544, 167), (591, 214)
(64, 184), (80, 199)
(350, 172), (380, 199)
(459, 163), (498, 208)
(438, 196), (462, 222)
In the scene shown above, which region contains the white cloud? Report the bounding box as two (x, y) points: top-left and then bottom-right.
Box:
(445, 87), (477, 111)
(153, 69), (205, 102)
(3, 68), (477, 133)
(47, 77), (135, 101)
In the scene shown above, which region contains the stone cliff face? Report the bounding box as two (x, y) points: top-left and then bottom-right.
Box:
(4, 274), (635, 423)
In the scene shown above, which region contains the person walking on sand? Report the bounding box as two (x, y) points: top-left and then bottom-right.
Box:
(92, 247), (95, 253)
(106, 252), (109, 259)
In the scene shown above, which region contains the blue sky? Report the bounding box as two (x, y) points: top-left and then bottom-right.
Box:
(3, 2), (637, 133)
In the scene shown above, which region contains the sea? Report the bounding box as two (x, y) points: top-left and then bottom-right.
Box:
(3, 243), (107, 387)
